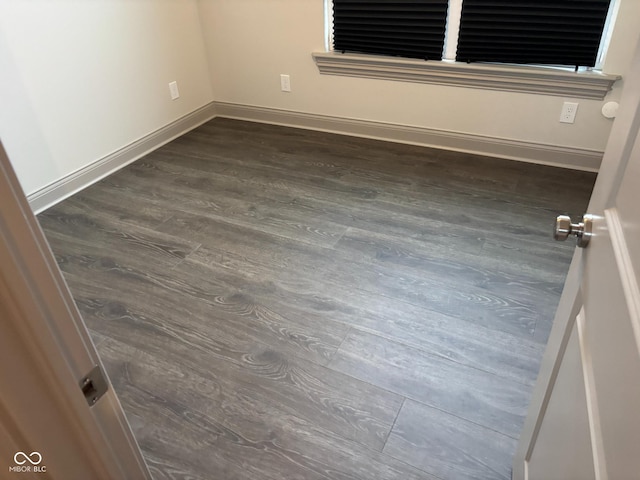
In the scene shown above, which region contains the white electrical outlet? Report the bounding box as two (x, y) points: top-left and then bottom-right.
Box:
(560, 102), (579, 124)
(169, 81), (180, 100)
(280, 74), (291, 92)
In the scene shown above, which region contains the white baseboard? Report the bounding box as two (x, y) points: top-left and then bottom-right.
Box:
(29, 100), (601, 213)
(28, 102), (217, 213)
(213, 101), (602, 172)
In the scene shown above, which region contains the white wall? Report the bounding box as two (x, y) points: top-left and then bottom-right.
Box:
(0, 0), (213, 196)
(198, 0), (640, 154)
(3, 0), (639, 200)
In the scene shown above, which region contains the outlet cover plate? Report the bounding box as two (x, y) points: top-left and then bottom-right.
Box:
(169, 81), (180, 100)
(560, 102), (578, 124)
(280, 74), (291, 92)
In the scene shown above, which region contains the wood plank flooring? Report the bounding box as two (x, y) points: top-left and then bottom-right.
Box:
(38, 118), (596, 480)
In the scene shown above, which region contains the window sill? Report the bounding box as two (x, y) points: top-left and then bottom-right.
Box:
(312, 52), (620, 100)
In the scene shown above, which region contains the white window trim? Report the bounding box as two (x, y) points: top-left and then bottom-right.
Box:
(597, 0), (621, 67)
(312, 51), (620, 99)
(443, 0), (463, 61)
(319, 0), (621, 99)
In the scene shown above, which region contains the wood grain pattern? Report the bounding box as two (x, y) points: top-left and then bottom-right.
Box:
(157, 212), (548, 339)
(98, 338), (433, 480)
(39, 205), (198, 269)
(187, 241), (545, 387)
(384, 399), (517, 480)
(38, 118), (595, 479)
(328, 329), (531, 439)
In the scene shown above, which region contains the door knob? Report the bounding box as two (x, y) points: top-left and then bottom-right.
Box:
(554, 214), (593, 248)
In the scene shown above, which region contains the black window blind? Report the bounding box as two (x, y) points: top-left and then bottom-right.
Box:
(332, 0), (449, 60)
(456, 0), (611, 67)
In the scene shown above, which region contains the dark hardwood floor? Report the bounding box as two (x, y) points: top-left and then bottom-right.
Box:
(38, 118), (596, 480)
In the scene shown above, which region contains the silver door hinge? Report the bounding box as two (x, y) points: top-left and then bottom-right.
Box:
(80, 365), (108, 407)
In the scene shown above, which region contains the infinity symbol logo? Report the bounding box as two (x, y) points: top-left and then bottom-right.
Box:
(14, 451), (42, 465)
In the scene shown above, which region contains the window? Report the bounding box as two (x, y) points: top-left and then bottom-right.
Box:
(455, 0), (612, 68)
(332, 0), (613, 69)
(315, 0), (620, 99)
(332, 0), (449, 60)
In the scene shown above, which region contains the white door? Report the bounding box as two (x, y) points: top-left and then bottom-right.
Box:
(513, 39), (640, 480)
(0, 142), (152, 480)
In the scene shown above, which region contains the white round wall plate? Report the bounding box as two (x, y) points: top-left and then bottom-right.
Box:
(602, 101), (619, 119)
